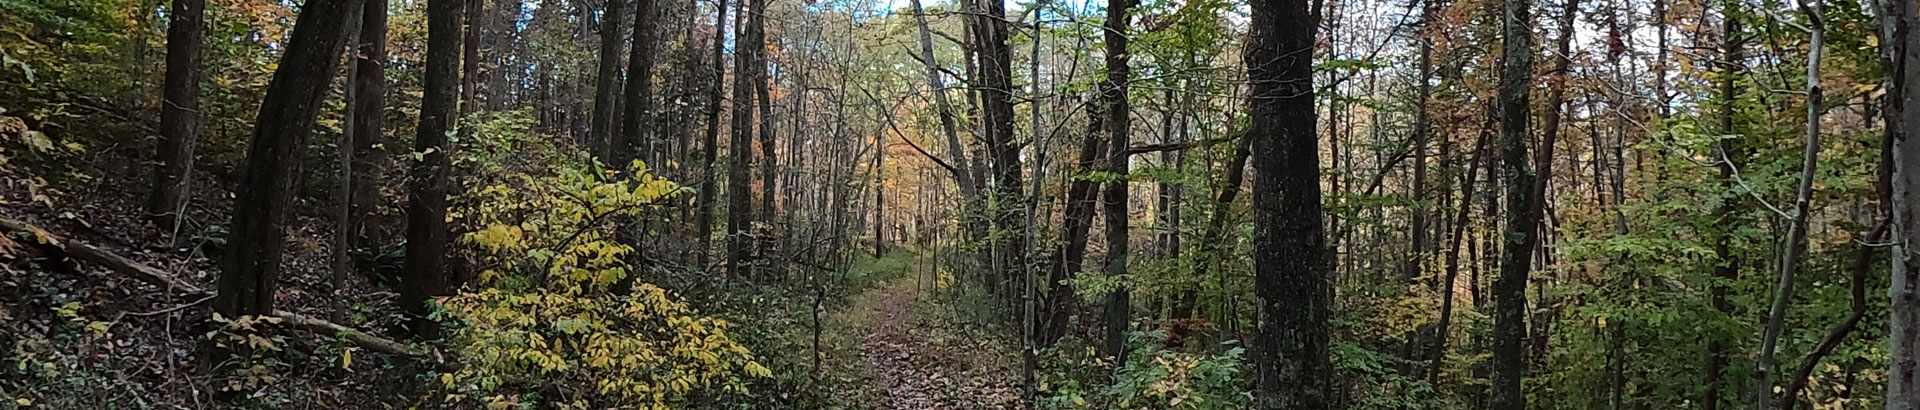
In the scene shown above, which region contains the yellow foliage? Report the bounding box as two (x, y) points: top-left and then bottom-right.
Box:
(441, 160), (766, 407)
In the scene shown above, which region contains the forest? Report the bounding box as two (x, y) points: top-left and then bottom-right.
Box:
(1, 0), (1917, 406)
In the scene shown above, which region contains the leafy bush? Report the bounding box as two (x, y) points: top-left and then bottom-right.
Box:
(1039, 331), (1251, 410)
(437, 157), (769, 408)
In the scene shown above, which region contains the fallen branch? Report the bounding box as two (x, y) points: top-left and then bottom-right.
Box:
(0, 217), (445, 368)
(272, 310), (430, 358)
(0, 217), (205, 295)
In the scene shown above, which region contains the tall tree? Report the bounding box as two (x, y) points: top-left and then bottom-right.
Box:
(1876, 0), (1920, 404)
(1100, 0), (1134, 361)
(590, 0), (627, 160)
(1491, 0), (1538, 406)
(726, 0), (759, 275)
(1045, 99), (1105, 345)
(349, 0), (388, 254)
(147, 0), (205, 229)
(401, 0), (462, 339)
(696, 0), (728, 268)
(617, 0), (657, 169)
(973, 0), (1023, 291)
(460, 0), (484, 114)
(1703, 5), (1744, 409)
(1246, 0), (1330, 406)
(215, 0), (366, 319)
(908, 0), (977, 203)
(1523, 0), (1576, 367)
(754, 3), (776, 219)
(1752, 1), (1824, 408)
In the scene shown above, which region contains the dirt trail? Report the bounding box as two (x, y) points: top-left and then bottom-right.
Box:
(853, 280), (1021, 409)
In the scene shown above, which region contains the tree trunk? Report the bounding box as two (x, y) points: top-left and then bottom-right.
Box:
(333, 10), (363, 324)
(696, 0), (727, 268)
(1100, 0), (1134, 361)
(349, 0), (388, 260)
(589, 0), (627, 160)
(756, 13), (777, 220)
(973, 0), (1024, 294)
(1246, 0), (1330, 405)
(1703, 8), (1744, 410)
(908, 0), (977, 199)
(1753, 3), (1823, 408)
(616, 0), (657, 170)
(148, 0), (205, 231)
(216, 0), (366, 320)
(1525, 0), (1577, 368)
(1430, 126), (1490, 385)
(1492, 0), (1537, 406)
(726, 0), (758, 276)
(1874, 0), (1920, 406)
(460, 0), (484, 114)
(401, 0), (462, 340)
(1044, 99), (1106, 345)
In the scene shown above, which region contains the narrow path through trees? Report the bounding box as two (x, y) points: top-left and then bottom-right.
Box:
(846, 278), (1023, 409)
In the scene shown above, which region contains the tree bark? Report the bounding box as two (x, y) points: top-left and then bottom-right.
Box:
(755, 8), (777, 220)
(1875, 0), (1920, 405)
(349, 0), (388, 259)
(1753, 3), (1823, 408)
(972, 0), (1024, 294)
(1525, 0), (1577, 367)
(1492, 0), (1537, 406)
(1100, 0), (1134, 361)
(908, 0), (977, 199)
(1044, 100), (1106, 345)
(1430, 125), (1491, 385)
(148, 0), (205, 231)
(460, 0), (484, 114)
(616, 0), (657, 170)
(696, 0), (727, 268)
(216, 0), (365, 319)
(1246, 0), (1330, 405)
(401, 0), (462, 339)
(589, 0), (627, 160)
(726, 0), (759, 276)
(1703, 7), (1744, 410)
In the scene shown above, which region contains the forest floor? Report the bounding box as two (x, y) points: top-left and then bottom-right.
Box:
(835, 275), (1025, 409)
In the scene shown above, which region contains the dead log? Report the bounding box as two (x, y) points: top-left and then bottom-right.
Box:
(1, 217), (205, 294)
(0, 217), (445, 367)
(272, 310), (430, 358)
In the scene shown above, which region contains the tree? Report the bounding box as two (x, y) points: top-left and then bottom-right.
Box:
(726, 0), (761, 275)
(460, 0), (484, 114)
(401, 0), (463, 339)
(1246, 0), (1329, 406)
(617, 0), (657, 169)
(973, 0), (1023, 292)
(1491, 0), (1538, 406)
(1703, 4), (1744, 409)
(1100, 0), (1134, 361)
(349, 0), (388, 255)
(1876, 0), (1920, 404)
(215, 0), (367, 319)
(147, 0), (205, 230)
(590, 0), (627, 160)
(1752, 1), (1824, 408)
(696, 0), (728, 268)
